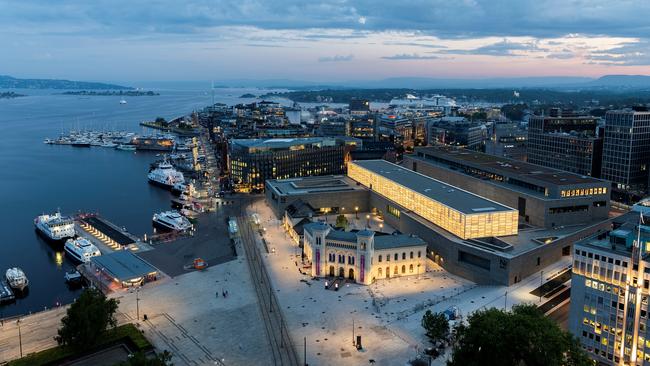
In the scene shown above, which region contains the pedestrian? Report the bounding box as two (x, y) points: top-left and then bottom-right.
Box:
(222, 290), (226, 297)
(216, 291), (219, 298)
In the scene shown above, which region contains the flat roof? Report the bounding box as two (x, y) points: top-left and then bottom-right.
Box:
(231, 136), (360, 149)
(350, 160), (515, 215)
(91, 251), (158, 281)
(415, 145), (605, 186)
(81, 216), (135, 246)
(266, 175), (366, 196)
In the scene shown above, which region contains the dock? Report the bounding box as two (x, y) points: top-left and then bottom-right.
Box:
(75, 213), (152, 252)
(0, 280), (15, 303)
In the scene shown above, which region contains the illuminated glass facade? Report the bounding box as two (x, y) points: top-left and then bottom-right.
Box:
(348, 161), (518, 239)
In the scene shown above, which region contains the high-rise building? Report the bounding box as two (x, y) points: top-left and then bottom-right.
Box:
(349, 98), (370, 115)
(528, 109), (603, 177)
(229, 137), (360, 192)
(601, 109), (650, 193)
(569, 209), (650, 365)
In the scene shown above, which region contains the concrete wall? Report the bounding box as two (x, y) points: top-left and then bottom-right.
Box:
(403, 156), (610, 229)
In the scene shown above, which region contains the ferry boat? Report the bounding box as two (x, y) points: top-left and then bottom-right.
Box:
(152, 210), (192, 231)
(148, 161), (185, 189)
(5, 267), (28, 292)
(35, 212), (76, 242)
(64, 237), (101, 263)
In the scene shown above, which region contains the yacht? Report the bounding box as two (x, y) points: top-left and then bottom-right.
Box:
(116, 144), (136, 151)
(64, 237), (101, 263)
(153, 210), (192, 231)
(5, 268), (28, 292)
(64, 270), (83, 284)
(34, 212), (76, 242)
(44, 138), (54, 144)
(119, 99), (127, 104)
(100, 141), (118, 148)
(70, 138), (91, 147)
(148, 161), (185, 189)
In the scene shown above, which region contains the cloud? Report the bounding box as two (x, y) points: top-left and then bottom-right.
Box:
(586, 40), (650, 65)
(2, 1), (650, 40)
(441, 39), (544, 57)
(546, 52), (574, 59)
(381, 53), (441, 60)
(318, 54), (354, 62)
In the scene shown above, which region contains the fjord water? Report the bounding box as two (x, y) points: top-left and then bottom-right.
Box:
(0, 87), (250, 318)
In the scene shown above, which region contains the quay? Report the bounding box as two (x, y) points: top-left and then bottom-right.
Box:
(140, 120), (200, 136)
(75, 213), (149, 252)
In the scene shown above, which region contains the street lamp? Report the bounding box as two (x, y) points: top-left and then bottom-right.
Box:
(136, 288), (140, 321)
(539, 270), (544, 302)
(379, 223), (383, 232)
(355, 206), (359, 219)
(17, 318), (22, 358)
(366, 214), (370, 228)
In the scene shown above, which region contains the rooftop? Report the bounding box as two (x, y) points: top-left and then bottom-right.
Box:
(414, 145), (605, 186)
(266, 175), (366, 196)
(231, 136), (360, 150)
(91, 251), (158, 282)
(350, 159), (515, 215)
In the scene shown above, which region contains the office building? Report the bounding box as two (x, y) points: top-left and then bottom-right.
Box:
(569, 210), (650, 365)
(229, 137), (359, 192)
(349, 98), (370, 115)
(403, 146), (611, 228)
(428, 119), (486, 151)
(528, 109), (603, 177)
(601, 109), (650, 193)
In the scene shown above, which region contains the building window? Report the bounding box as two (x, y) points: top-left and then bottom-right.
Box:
(402, 265), (406, 274)
(387, 254), (390, 262)
(387, 204), (401, 218)
(418, 251), (421, 258)
(378, 267), (383, 277)
(402, 252), (406, 260)
(409, 264), (414, 273)
(394, 253), (398, 261)
(378, 255), (382, 263)
(410, 251), (413, 259)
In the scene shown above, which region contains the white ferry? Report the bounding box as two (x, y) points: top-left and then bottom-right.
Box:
(153, 210), (192, 231)
(5, 267), (28, 292)
(64, 237), (102, 263)
(148, 161), (185, 189)
(34, 212), (76, 242)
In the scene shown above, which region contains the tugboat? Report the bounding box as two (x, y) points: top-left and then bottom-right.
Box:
(148, 161), (185, 189)
(5, 267), (29, 292)
(64, 237), (101, 263)
(153, 210), (192, 232)
(34, 211), (76, 243)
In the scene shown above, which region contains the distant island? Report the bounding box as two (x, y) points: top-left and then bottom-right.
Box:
(0, 91), (25, 99)
(62, 90), (159, 96)
(0, 75), (131, 90)
(239, 93), (257, 98)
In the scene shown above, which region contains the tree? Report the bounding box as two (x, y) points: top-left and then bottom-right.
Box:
(335, 214), (349, 230)
(116, 350), (173, 366)
(421, 310), (449, 343)
(56, 288), (119, 350)
(447, 304), (591, 366)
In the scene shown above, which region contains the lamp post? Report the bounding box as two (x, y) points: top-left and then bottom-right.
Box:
(366, 214), (370, 228)
(379, 223), (383, 233)
(17, 318), (22, 358)
(136, 288), (140, 321)
(355, 206), (359, 219)
(539, 271), (544, 302)
(504, 291), (508, 311)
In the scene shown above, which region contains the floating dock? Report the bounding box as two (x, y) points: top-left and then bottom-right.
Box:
(0, 280), (15, 303)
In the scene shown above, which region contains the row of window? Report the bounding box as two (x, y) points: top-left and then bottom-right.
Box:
(378, 251), (421, 263)
(560, 187), (607, 198)
(327, 253), (355, 265)
(377, 264), (417, 277)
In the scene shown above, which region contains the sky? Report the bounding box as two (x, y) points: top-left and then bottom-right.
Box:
(1, 0), (650, 83)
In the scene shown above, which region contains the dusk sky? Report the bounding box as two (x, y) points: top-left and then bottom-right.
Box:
(1, 0), (650, 82)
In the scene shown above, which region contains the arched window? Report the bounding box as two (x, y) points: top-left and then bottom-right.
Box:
(378, 255), (382, 263)
(402, 252), (406, 260)
(418, 251), (421, 258)
(409, 264), (414, 273)
(394, 253), (398, 261)
(378, 267), (383, 277)
(410, 251), (413, 259)
(401, 265), (406, 274)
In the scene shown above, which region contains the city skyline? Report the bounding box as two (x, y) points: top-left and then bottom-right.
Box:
(1, 0), (650, 82)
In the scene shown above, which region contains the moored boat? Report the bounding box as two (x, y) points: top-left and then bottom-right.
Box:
(5, 267), (28, 292)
